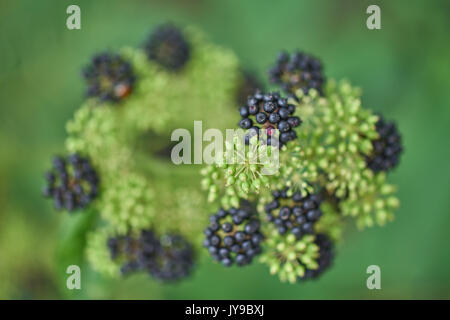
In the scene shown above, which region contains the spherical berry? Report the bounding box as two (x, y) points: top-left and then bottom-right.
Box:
(278, 121), (291, 133)
(278, 108), (290, 119)
(222, 258), (232, 267)
(235, 231), (246, 242)
(248, 104), (259, 115)
(224, 236), (234, 247)
(236, 254), (247, 266)
(239, 118), (253, 129)
(239, 106), (249, 118)
(256, 112), (268, 124)
(268, 112), (281, 124)
(264, 101), (276, 113)
(222, 222), (233, 233)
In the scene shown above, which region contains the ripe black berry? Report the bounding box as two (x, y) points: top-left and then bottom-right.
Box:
(204, 204), (264, 267)
(265, 188), (323, 238)
(300, 234), (334, 280)
(239, 118), (253, 129)
(144, 24), (190, 71)
(82, 52), (136, 103)
(238, 91), (302, 147)
(366, 115), (403, 173)
(43, 153), (99, 212)
(269, 51), (325, 96)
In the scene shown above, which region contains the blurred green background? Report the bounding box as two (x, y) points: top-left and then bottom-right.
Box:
(1, 0), (449, 299)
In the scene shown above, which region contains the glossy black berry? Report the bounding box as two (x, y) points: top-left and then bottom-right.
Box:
(256, 112), (268, 124)
(204, 204), (264, 267)
(239, 118), (253, 129)
(278, 108), (290, 119)
(238, 90), (302, 147)
(144, 24), (190, 71)
(82, 52), (136, 103)
(239, 106), (249, 118)
(269, 51), (325, 96)
(265, 188), (323, 238)
(43, 153), (99, 212)
(366, 115), (403, 173)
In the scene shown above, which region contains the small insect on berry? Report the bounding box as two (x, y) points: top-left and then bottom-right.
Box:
(82, 52), (136, 103)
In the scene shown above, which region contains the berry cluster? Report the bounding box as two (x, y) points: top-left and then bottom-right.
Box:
(82, 52), (136, 103)
(108, 230), (194, 282)
(204, 206), (264, 267)
(300, 234), (334, 280)
(269, 51), (324, 96)
(265, 188), (323, 238)
(43, 154), (99, 212)
(144, 24), (190, 71)
(238, 91), (302, 146)
(366, 115), (403, 173)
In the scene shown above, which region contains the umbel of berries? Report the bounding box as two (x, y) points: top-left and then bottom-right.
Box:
(269, 51), (324, 96)
(366, 115), (403, 173)
(108, 230), (194, 282)
(300, 234), (334, 280)
(144, 23), (190, 71)
(265, 188), (323, 239)
(43, 153), (99, 212)
(238, 91), (302, 146)
(82, 52), (136, 103)
(204, 206), (264, 267)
